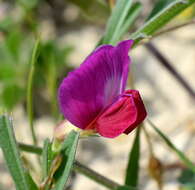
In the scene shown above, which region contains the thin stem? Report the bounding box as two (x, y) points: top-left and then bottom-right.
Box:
(18, 142), (42, 155)
(27, 39), (40, 146)
(18, 143), (123, 190)
(154, 19), (195, 38)
(145, 42), (195, 99)
(74, 161), (121, 190)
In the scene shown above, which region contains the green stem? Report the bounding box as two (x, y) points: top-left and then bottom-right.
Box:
(27, 39), (40, 146)
(18, 143), (121, 190)
(18, 142), (42, 155)
(74, 161), (120, 190)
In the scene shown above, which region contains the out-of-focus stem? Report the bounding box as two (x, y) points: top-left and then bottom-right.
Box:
(27, 40), (40, 145)
(74, 161), (121, 190)
(145, 42), (195, 99)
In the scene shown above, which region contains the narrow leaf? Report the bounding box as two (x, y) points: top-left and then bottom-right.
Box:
(54, 131), (79, 190)
(147, 119), (195, 173)
(125, 127), (141, 187)
(0, 115), (29, 190)
(117, 2), (142, 39)
(103, 0), (133, 45)
(147, 0), (173, 20)
(131, 0), (195, 46)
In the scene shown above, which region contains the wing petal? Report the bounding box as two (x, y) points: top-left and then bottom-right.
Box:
(96, 95), (137, 138)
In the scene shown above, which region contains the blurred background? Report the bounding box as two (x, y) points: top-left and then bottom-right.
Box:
(0, 0), (195, 189)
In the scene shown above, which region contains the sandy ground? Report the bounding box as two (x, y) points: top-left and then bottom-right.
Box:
(0, 23), (195, 190)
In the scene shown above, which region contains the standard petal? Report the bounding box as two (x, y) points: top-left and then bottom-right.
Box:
(95, 95), (138, 138)
(124, 90), (147, 134)
(58, 40), (133, 129)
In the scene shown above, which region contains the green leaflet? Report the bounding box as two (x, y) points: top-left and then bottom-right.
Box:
(147, 0), (174, 20)
(54, 131), (80, 190)
(0, 115), (37, 190)
(131, 0), (195, 46)
(103, 0), (133, 45)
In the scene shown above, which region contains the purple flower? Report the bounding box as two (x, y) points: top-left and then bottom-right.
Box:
(58, 40), (147, 138)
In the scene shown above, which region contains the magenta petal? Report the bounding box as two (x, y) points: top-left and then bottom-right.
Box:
(58, 40), (133, 129)
(95, 96), (137, 138)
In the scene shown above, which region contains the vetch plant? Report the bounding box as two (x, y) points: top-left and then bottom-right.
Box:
(1, 0), (195, 190)
(58, 40), (147, 138)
